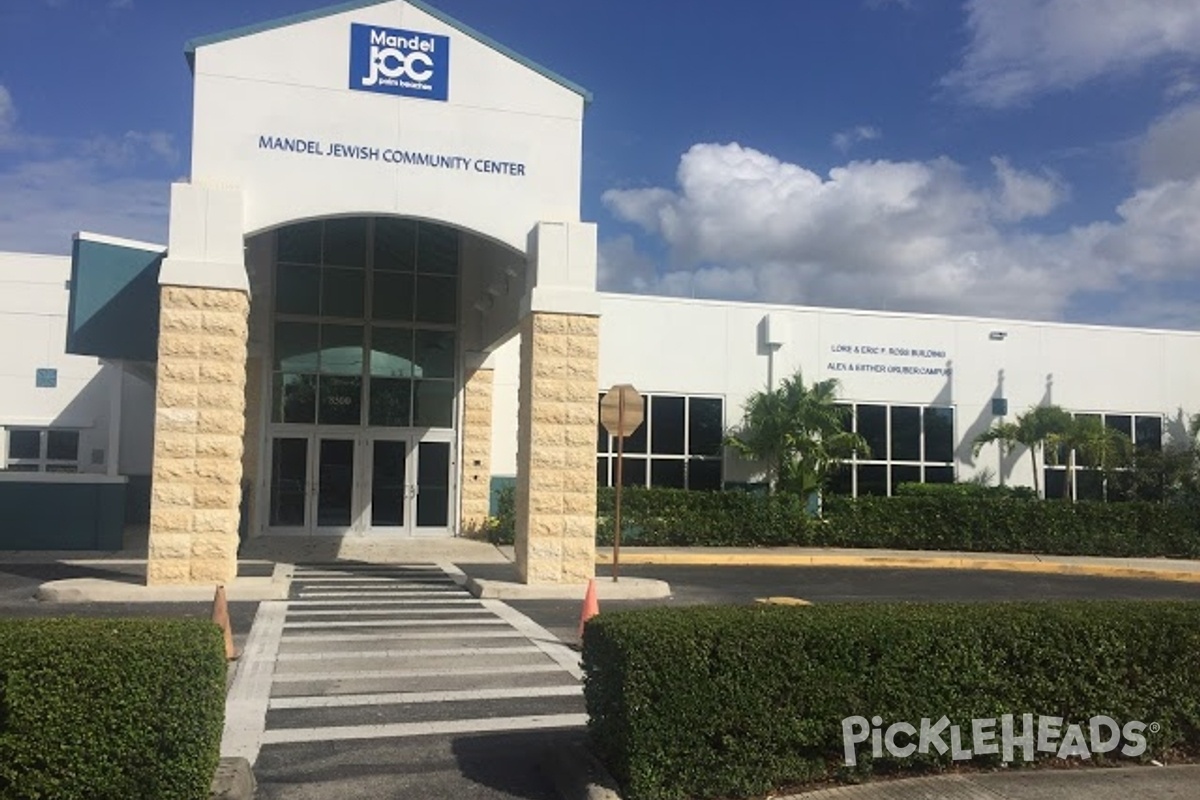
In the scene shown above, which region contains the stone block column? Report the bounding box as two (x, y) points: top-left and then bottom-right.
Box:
(146, 182), (251, 586)
(514, 312), (599, 583)
(147, 287), (250, 585)
(460, 366), (494, 535)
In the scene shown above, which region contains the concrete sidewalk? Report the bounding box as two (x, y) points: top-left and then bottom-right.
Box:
(594, 546), (1200, 583)
(777, 764), (1200, 798)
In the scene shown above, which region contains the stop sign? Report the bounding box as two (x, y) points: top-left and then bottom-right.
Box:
(600, 384), (644, 438)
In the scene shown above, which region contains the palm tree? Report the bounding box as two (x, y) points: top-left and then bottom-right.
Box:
(728, 370), (866, 501)
(1050, 416), (1133, 501)
(973, 404), (1073, 498)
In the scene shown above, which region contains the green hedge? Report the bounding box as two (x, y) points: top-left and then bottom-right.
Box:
(0, 618), (227, 800)
(489, 485), (1200, 557)
(583, 602), (1200, 800)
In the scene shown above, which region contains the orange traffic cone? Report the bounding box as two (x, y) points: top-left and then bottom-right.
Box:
(212, 585), (238, 661)
(577, 578), (600, 640)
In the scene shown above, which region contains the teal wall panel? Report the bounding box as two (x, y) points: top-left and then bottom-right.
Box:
(0, 482), (127, 550)
(489, 475), (516, 516)
(67, 239), (162, 361)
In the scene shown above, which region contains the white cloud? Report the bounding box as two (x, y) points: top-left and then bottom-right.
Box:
(832, 125), (881, 152)
(0, 158), (169, 253)
(1138, 101), (1200, 184)
(944, 0), (1200, 108)
(0, 85), (17, 149)
(0, 85), (174, 253)
(601, 142), (1200, 325)
(990, 157), (1067, 221)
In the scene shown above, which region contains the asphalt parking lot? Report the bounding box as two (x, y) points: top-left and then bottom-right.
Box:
(488, 563), (1200, 645)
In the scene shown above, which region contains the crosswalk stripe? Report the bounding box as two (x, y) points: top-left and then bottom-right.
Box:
(270, 685), (583, 709)
(283, 608), (491, 616)
(271, 661), (562, 679)
(260, 713), (588, 744)
(283, 618), (507, 629)
(285, 598), (480, 606)
(274, 645), (545, 664)
(278, 629), (524, 643)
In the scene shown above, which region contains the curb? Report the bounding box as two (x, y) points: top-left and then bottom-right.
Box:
(596, 551), (1200, 583)
(542, 741), (623, 800)
(464, 574), (672, 600)
(210, 756), (255, 800)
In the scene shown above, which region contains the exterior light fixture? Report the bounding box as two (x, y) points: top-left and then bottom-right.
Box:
(989, 331), (1007, 341)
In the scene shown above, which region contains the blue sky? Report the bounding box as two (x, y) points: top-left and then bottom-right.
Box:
(2, 0), (1199, 328)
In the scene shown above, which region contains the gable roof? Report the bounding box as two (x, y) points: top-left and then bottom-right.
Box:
(184, 0), (593, 103)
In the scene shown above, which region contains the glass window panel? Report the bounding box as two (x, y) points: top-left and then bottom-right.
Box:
(597, 425), (610, 454)
(413, 380), (455, 428)
(416, 441), (452, 527)
(688, 397), (724, 456)
(1044, 468), (1067, 500)
(373, 271), (415, 322)
(856, 405), (887, 460)
(924, 465), (955, 484)
(1105, 414), (1133, 440)
(269, 438), (308, 527)
(374, 218), (417, 272)
(277, 221), (322, 265)
(890, 406), (921, 462)
(316, 438), (355, 526)
(650, 458), (685, 488)
(596, 457), (610, 487)
(46, 430), (78, 461)
(369, 377), (412, 427)
(46, 464), (78, 473)
(8, 430), (40, 460)
(272, 373), (317, 424)
(414, 275), (457, 324)
(414, 330), (456, 379)
(687, 458), (723, 491)
(857, 464), (888, 496)
(371, 327), (414, 378)
(891, 464), (921, 494)
(1076, 470), (1104, 501)
(273, 322), (319, 372)
(317, 376), (362, 425)
(323, 217), (367, 268)
(1135, 415), (1163, 453)
(417, 223), (459, 275)
(5, 463), (39, 473)
(321, 268), (365, 319)
(923, 406), (954, 463)
(827, 464), (853, 495)
(371, 440), (407, 527)
(274, 264), (321, 316)
(616, 457), (647, 488)
(651, 396), (686, 455)
(319, 325), (364, 376)
(618, 396), (649, 454)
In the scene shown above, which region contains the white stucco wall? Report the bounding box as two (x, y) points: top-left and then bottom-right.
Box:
(0, 252), (114, 472)
(189, 0), (586, 253)
(489, 293), (1200, 490)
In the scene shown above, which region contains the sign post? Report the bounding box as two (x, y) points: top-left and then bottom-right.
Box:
(599, 384), (644, 582)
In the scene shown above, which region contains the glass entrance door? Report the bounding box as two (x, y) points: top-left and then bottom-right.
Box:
(365, 435), (453, 536)
(268, 434), (362, 533)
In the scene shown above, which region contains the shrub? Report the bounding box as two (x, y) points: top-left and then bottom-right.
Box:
(583, 602), (1200, 800)
(485, 485), (516, 545)
(893, 482), (1037, 501)
(596, 487), (813, 547)
(0, 617), (227, 800)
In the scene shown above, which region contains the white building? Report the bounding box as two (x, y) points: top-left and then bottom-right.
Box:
(1, 0), (1198, 580)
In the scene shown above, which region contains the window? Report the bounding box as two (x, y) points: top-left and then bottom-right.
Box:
(828, 403), (956, 496)
(1043, 411), (1163, 501)
(596, 394), (724, 490)
(271, 218), (459, 430)
(5, 428), (80, 472)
